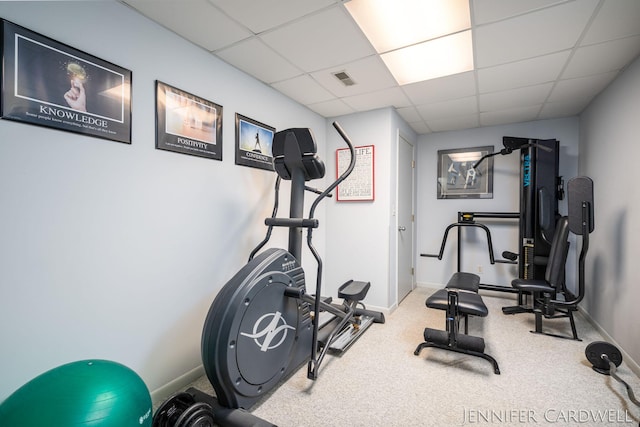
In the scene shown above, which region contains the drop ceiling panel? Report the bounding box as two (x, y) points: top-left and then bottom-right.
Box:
(260, 7), (375, 72)
(216, 38), (302, 84)
(581, 0), (640, 45)
(342, 87), (412, 111)
(477, 51), (570, 93)
(396, 106), (422, 123)
(310, 56), (397, 97)
(474, 0), (599, 68)
(417, 96), (477, 121)
(123, 0), (251, 51)
(403, 71), (476, 105)
(271, 75), (335, 105)
(548, 72), (618, 105)
(210, 0), (338, 34)
(539, 99), (588, 118)
(563, 35), (640, 79)
(472, 0), (567, 25)
(479, 83), (553, 111)
(427, 114), (479, 132)
(407, 121), (432, 134)
(480, 105), (542, 127)
(307, 99), (355, 117)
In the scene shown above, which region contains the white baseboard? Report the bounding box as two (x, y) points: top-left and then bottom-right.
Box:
(416, 281), (445, 290)
(150, 364), (205, 406)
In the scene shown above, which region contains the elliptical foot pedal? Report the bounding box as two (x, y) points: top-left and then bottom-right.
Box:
(327, 314), (375, 353)
(338, 280), (370, 302)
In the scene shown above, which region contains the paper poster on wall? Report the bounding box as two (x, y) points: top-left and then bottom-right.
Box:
(0, 19), (132, 143)
(336, 145), (375, 201)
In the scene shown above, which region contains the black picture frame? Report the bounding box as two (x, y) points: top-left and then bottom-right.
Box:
(437, 146), (494, 199)
(235, 113), (275, 171)
(155, 81), (223, 161)
(0, 19), (132, 144)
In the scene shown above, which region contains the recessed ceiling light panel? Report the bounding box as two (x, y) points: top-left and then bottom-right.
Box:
(345, 0), (471, 53)
(381, 30), (474, 85)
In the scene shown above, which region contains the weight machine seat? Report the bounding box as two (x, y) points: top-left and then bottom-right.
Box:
(427, 272), (485, 317)
(513, 217), (570, 295)
(416, 272), (500, 374)
(445, 271), (480, 293)
(273, 128), (325, 181)
(508, 217), (582, 340)
(426, 289), (488, 317)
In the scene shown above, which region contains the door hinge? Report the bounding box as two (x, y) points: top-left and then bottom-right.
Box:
(411, 160), (415, 168)
(411, 214), (414, 222)
(411, 267), (414, 275)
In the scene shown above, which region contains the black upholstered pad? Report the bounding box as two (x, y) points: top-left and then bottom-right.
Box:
(426, 289), (488, 317)
(511, 278), (555, 293)
(445, 272), (480, 293)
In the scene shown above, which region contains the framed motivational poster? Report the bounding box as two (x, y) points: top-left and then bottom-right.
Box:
(1, 19), (132, 143)
(336, 145), (375, 201)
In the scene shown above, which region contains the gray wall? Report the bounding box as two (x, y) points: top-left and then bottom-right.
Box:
(0, 1), (326, 402)
(579, 54), (640, 371)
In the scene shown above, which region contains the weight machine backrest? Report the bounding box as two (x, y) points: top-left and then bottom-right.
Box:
(567, 176), (594, 235)
(544, 217), (570, 289)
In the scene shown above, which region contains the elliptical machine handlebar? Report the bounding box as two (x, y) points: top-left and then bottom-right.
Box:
(308, 121), (356, 218)
(248, 122), (354, 262)
(306, 121), (357, 380)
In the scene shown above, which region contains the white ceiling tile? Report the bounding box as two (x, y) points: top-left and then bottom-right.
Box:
(310, 56), (397, 97)
(124, 0), (251, 51)
(472, 0), (567, 25)
(396, 106), (422, 123)
(477, 51), (570, 93)
(548, 71), (618, 105)
(408, 121), (433, 134)
(216, 38), (302, 83)
(480, 105), (541, 127)
(538, 100), (586, 119)
(581, 0), (640, 45)
(271, 75), (334, 105)
(480, 83), (553, 111)
(427, 114), (479, 132)
(417, 96), (477, 121)
(307, 99), (355, 117)
(474, 0), (599, 68)
(403, 71), (476, 105)
(210, 0), (337, 33)
(342, 87), (411, 111)
(563, 35), (640, 79)
(260, 7), (375, 72)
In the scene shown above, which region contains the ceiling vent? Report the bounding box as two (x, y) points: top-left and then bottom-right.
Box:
(333, 71), (356, 86)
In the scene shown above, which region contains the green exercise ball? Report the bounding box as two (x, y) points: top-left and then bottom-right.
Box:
(0, 359), (152, 426)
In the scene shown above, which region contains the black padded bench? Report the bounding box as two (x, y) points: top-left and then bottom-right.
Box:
(414, 272), (500, 374)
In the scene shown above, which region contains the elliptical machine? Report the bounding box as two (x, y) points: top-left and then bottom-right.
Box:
(153, 122), (384, 426)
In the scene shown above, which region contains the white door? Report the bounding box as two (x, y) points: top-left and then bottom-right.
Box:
(397, 135), (414, 302)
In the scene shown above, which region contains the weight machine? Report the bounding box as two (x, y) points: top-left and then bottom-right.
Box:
(422, 136), (564, 295)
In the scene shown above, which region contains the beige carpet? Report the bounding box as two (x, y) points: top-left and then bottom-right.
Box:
(185, 287), (640, 426)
